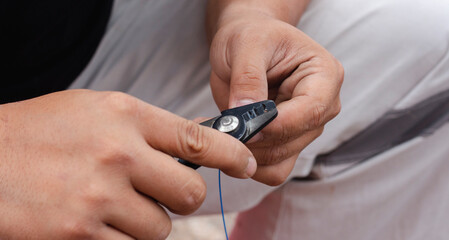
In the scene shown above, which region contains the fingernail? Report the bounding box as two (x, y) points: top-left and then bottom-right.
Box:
(231, 99), (256, 108)
(246, 132), (263, 144)
(245, 156), (257, 177)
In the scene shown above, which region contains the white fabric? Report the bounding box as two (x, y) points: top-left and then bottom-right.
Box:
(70, 0), (449, 239)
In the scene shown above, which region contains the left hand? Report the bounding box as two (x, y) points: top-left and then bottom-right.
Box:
(209, 12), (343, 185)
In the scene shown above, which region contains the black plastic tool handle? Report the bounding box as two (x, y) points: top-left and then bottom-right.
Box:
(178, 100), (277, 170)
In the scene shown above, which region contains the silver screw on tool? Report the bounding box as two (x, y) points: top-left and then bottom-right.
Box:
(217, 115), (239, 133)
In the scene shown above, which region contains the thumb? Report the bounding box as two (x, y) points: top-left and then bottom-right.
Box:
(229, 54), (269, 108)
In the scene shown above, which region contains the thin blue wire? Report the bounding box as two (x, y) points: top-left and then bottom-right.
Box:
(218, 170), (229, 240)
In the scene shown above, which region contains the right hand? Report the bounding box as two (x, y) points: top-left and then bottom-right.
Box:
(0, 90), (256, 240)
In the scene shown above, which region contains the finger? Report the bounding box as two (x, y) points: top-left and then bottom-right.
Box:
(139, 107), (256, 178)
(290, 55), (344, 105)
(228, 47), (269, 108)
(248, 127), (323, 165)
(252, 156), (297, 186)
(104, 189), (171, 240)
(97, 226), (135, 240)
(260, 95), (338, 144)
(276, 56), (343, 124)
(130, 142), (206, 215)
(210, 71), (230, 110)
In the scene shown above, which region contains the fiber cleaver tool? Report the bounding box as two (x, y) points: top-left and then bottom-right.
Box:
(178, 100), (278, 170)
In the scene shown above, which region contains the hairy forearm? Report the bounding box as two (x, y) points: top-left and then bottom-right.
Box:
(206, 0), (310, 40)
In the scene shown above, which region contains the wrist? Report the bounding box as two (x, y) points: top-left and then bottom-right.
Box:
(207, 0), (310, 40)
(207, 2), (278, 40)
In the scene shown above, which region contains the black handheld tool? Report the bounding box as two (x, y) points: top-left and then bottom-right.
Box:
(178, 100), (278, 170)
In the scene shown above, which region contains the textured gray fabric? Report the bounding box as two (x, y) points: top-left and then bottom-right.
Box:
(309, 89), (449, 178)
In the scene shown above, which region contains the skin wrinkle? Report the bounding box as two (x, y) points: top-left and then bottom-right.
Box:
(233, 70), (267, 97)
(310, 103), (328, 130)
(267, 33), (296, 74)
(293, 96), (329, 132)
(248, 107), (324, 148)
(275, 57), (316, 102)
(270, 37), (315, 68)
(178, 175), (206, 211)
(183, 121), (207, 161)
(291, 69), (340, 111)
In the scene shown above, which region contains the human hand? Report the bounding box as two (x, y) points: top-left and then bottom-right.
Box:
(209, 10), (343, 185)
(0, 90), (256, 239)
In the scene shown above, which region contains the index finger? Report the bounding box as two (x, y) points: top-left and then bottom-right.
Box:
(137, 105), (257, 178)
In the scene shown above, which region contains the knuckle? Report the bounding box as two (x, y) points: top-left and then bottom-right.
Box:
(101, 91), (138, 114)
(80, 183), (112, 209)
(61, 219), (95, 239)
(313, 104), (326, 126)
(178, 120), (210, 160)
(331, 99), (342, 119)
(96, 139), (134, 168)
(97, 143), (134, 167)
(100, 151), (134, 168)
(335, 60), (345, 85)
(306, 103), (327, 131)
